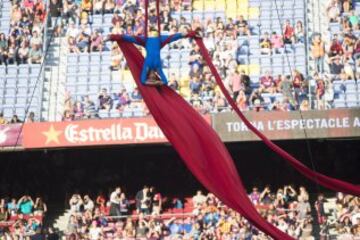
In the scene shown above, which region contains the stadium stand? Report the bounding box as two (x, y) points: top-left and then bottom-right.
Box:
(307, 0), (360, 110)
(46, 0), (310, 122)
(0, 195), (46, 238)
(0, 0), (47, 121)
(56, 186), (317, 239)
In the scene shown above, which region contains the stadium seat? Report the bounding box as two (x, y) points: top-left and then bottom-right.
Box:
(7, 65), (18, 76)
(30, 65), (41, 77)
(334, 99), (346, 108)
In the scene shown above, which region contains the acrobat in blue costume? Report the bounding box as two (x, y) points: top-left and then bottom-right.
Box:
(110, 31), (192, 85)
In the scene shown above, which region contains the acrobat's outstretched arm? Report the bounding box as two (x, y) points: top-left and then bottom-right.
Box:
(109, 34), (146, 46)
(161, 31), (202, 47)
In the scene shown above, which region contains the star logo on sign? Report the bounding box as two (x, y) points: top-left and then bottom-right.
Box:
(42, 125), (62, 145)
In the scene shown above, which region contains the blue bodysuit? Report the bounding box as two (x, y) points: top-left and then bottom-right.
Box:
(120, 33), (184, 85)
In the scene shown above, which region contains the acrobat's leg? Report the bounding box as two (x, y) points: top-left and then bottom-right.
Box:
(140, 65), (149, 85)
(156, 67), (168, 85)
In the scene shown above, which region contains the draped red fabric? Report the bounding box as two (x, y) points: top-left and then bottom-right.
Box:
(116, 40), (295, 240)
(194, 39), (360, 196)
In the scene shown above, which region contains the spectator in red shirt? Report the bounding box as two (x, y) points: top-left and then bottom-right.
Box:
(329, 34), (344, 57)
(292, 70), (305, 107)
(260, 71), (275, 93)
(283, 20), (295, 44)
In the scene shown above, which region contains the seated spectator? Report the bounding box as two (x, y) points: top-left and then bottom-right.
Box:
(271, 31), (284, 54)
(93, 0), (104, 14)
(283, 19), (295, 44)
(73, 101), (84, 120)
(10, 115), (22, 123)
(17, 41), (29, 64)
(352, 38), (360, 60)
(349, 11), (359, 29)
(110, 43), (123, 70)
(0, 33), (8, 65)
(327, 0), (340, 22)
(90, 30), (104, 52)
(190, 76), (202, 94)
(0, 112), (7, 124)
(295, 20), (305, 43)
(80, 0), (92, 16)
(29, 45), (42, 64)
(82, 95), (97, 118)
(250, 89), (265, 110)
(63, 110), (74, 121)
(315, 75), (326, 110)
(30, 30), (43, 49)
(26, 112), (35, 122)
(236, 15), (250, 36)
(260, 71), (275, 93)
(111, 21), (123, 34)
(77, 30), (90, 53)
(130, 87), (142, 102)
(68, 36), (80, 53)
(66, 22), (79, 39)
(7, 42), (17, 65)
(168, 73), (179, 91)
(104, 0), (115, 14)
(342, 33), (355, 59)
(260, 32), (272, 55)
(98, 88), (113, 110)
(329, 34), (344, 58)
(329, 56), (344, 76)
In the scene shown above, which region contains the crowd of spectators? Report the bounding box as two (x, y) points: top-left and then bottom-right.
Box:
(315, 192), (360, 238)
(0, 0), (46, 65)
(0, 195), (47, 238)
(62, 185), (334, 239)
(0, 111), (35, 124)
(61, 87), (149, 120)
(56, 0), (311, 118)
(310, 0), (360, 109)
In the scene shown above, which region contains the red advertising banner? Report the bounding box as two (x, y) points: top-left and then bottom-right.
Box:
(23, 116), (211, 149)
(0, 124), (22, 148)
(213, 109), (360, 142)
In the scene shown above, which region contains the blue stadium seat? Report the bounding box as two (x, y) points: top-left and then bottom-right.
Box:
(2, 108), (14, 118)
(67, 54), (78, 65)
(122, 109), (133, 118)
(110, 109), (120, 118)
(79, 53), (89, 63)
(67, 65), (77, 74)
(78, 64), (89, 74)
(18, 65), (29, 75)
(30, 65), (41, 77)
(99, 109), (110, 118)
(334, 99), (346, 108)
(7, 65), (18, 76)
(66, 75), (77, 84)
(77, 75), (88, 83)
(346, 92), (357, 101)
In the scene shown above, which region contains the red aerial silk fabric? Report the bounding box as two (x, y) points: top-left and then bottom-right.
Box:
(116, 40), (294, 240)
(194, 39), (360, 197)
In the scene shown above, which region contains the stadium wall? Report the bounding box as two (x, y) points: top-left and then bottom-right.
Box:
(1, 108), (360, 150)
